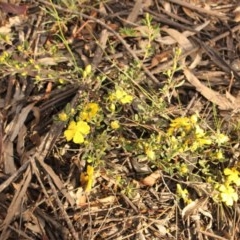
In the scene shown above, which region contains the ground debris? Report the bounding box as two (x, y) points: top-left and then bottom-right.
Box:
(0, 0), (240, 239)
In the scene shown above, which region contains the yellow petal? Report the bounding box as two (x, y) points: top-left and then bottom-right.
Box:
(80, 111), (88, 121)
(76, 121), (90, 135)
(80, 103), (99, 121)
(87, 103), (99, 114)
(68, 121), (77, 130)
(115, 89), (125, 100)
(111, 120), (120, 129)
(64, 121), (77, 141)
(146, 148), (156, 160)
(190, 114), (198, 123)
(224, 168), (232, 175)
(73, 132), (84, 144)
(64, 129), (75, 141)
(80, 165), (94, 193)
(121, 94), (133, 104)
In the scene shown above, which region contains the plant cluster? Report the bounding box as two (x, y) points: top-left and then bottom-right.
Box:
(61, 81), (239, 206)
(49, 10), (239, 208)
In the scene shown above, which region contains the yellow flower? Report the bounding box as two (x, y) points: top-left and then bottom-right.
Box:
(176, 184), (192, 204)
(196, 137), (212, 146)
(80, 165), (94, 193)
(213, 132), (229, 145)
(169, 117), (191, 128)
(58, 112), (68, 121)
(194, 125), (205, 138)
(191, 140), (208, 151)
(145, 148), (156, 160)
(0, 51), (9, 62)
(167, 117), (192, 136)
(215, 150), (224, 160)
(218, 184), (238, 206)
(64, 120), (90, 144)
(111, 120), (120, 129)
(224, 168), (240, 186)
(82, 64), (92, 78)
(179, 163), (189, 175)
(110, 89), (133, 104)
(190, 114), (198, 124)
(80, 103), (99, 122)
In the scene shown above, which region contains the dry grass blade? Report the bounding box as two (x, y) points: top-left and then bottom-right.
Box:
(192, 37), (240, 82)
(34, 208), (70, 239)
(126, 0), (142, 24)
(0, 165), (32, 240)
(0, 160), (30, 193)
(47, 175), (78, 240)
(37, 156), (75, 206)
(91, 29), (109, 70)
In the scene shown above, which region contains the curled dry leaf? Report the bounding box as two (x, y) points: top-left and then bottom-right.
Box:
(2, 103), (36, 174)
(0, 2), (27, 15)
(0, 15), (25, 38)
(126, 0), (142, 24)
(75, 188), (87, 206)
(36, 57), (69, 66)
(234, 5), (240, 22)
(199, 207), (213, 230)
(184, 68), (239, 111)
(150, 49), (172, 69)
(97, 196), (116, 204)
(231, 59), (240, 72)
(141, 170), (161, 187)
(160, 28), (194, 51)
(2, 140), (16, 174)
(182, 197), (208, 220)
(16, 125), (27, 156)
(156, 21), (209, 47)
(162, 2), (171, 12)
(154, 223), (168, 237)
(5, 103), (36, 141)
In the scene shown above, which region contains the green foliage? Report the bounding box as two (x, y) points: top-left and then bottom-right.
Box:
(120, 27), (137, 37)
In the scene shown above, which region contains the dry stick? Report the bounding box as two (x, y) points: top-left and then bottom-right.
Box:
(46, 174), (78, 240)
(0, 113), (2, 164)
(182, 92), (198, 116)
(167, 0), (227, 18)
(146, 8), (197, 32)
(8, 225), (33, 240)
(151, 24), (240, 74)
(0, 159), (30, 193)
(38, 0), (160, 85)
(0, 165), (32, 240)
(157, 5), (193, 25)
(192, 36), (240, 82)
(91, 29), (109, 70)
(35, 208), (70, 238)
(35, 88), (84, 207)
(30, 159), (57, 214)
(197, 230), (228, 240)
